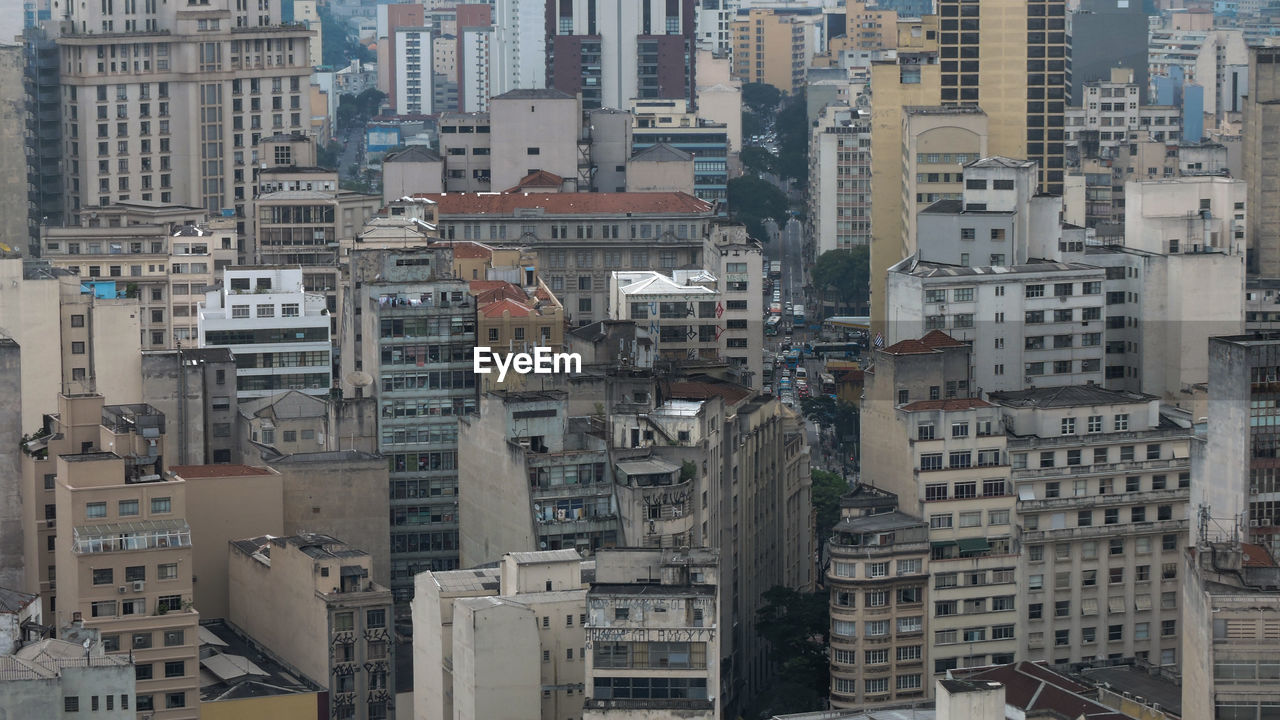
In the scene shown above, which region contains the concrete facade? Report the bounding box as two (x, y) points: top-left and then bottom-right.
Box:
(1244, 45), (1280, 276)
(0, 44), (26, 254)
(139, 348), (240, 466)
(0, 638), (135, 720)
(730, 8), (809, 94)
(808, 105), (872, 255)
(0, 340), (23, 592)
(899, 106), (989, 259)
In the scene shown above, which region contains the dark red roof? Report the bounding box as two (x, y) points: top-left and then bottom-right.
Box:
(901, 397), (992, 412)
(920, 330), (967, 348)
(1242, 542), (1278, 568)
(881, 339), (934, 355)
(504, 170), (566, 192)
(415, 192), (713, 217)
(170, 465), (273, 478)
(667, 381), (752, 406)
(957, 662), (1124, 719)
(448, 241), (492, 259)
(479, 298), (534, 318)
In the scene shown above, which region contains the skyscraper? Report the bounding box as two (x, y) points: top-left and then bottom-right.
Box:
(1244, 45), (1280, 276)
(55, 0), (315, 234)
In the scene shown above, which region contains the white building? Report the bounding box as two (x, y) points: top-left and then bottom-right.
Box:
(197, 267), (332, 399)
(708, 223), (765, 388)
(394, 27), (434, 115)
(1123, 176), (1248, 257)
(807, 105), (872, 255)
(886, 259), (1108, 394)
(460, 27), (493, 113)
(695, 0), (738, 53)
(609, 270), (724, 366)
(0, 637), (135, 719)
(491, 0), (547, 97)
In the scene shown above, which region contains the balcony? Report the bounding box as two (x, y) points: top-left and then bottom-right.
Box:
(584, 699), (714, 712)
(73, 519), (191, 554)
(1013, 457), (1185, 481)
(1008, 427), (1189, 451)
(1017, 487), (1189, 512)
(1020, 518), (1187, 543)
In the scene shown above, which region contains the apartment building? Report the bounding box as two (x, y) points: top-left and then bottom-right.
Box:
(412, 549), (590, 720)
(436, 91), (582, 193)
(631, 99), (732, 204)
(56, 0), (315, 229)
(860, 334), (1019, 675)
(990, 385), (1191, 667)
(394, 27), (433, 115)
(807, 105), (872, 255)
(197, 267), (333, 399)
(1244, 45), (1280, 276)
(489, 0), (547, 100)
(610, 270), (722, 365)
(419, 192), (718, 326)
(831, 0), (898, 54)
(827, 485), (930, 710)
(229, 533), (396, 720)
(899, 106), (989, 257)
(707, 222), (765, 388)
(375, 3), (425, 112)
(1065, 68), (1182, 154)
(730, 8), (809, 95)
(0, 637), (135, 719)
(1182, 540), (1280, 720)
(139, 348), (240, 466)
(341, 246), (478, 600)
(251, 188), (381, 266)
(471, 279), (565, 389)
(49, 402), (200, 720)
(583, 548), (720, 719)
(1148, 28), (1247, 123)
(40, 204), (237, 350)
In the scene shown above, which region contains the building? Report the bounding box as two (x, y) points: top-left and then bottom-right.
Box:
(138, 348), (240, 466)
(0, 638), (135, 720)
(47, 400), (201, 720)
(860, 334), (1019, 674)
(0, 339), (22, 593)
(610, 270), (724, 365)
(807, 105), (872, 255)
(954, 661), (1176, 719)
(1148, 28), (1247, 125)
(411, 549), (591, 720)
(828, 0), (898, 55)
(730, 8), (809, 95)
(23, 27), (65, 246)
(383, 146), (445, 201)
(1244, 45), (1280, 276)
(1065, 68), (1182, 156)
(376, 4), (426, 112)
(489, 0), (546, 100)
(626, 143), (696, 195)
(583, 548), (720, 719)
(472, 279), (566, 390)
(418, 191), (718, 326)
(827, 486), (930, 710)
(56, 0), (315, 230)
(197, 266), (333, 400)
(489, 90), (583, 194)
(989, 385), (1191, 668)
(695, 0), (737, 53)
(40, 205), (238, 350)
(340, 246), (478, 600)
(898, 107), (989, 262)
(547, 0), (698, 110)
(885, 261), (1108, 394)
(1069, 0), (1150, 106)
(1182, 539), (1280, 720)
(707, 221), (765, 388)
(197, 619), (327, 720)
(229, 533), (396, 720)
(394, 26), (434, 115)
(631, 99), (731, 204)
(250, 187), (381, 266)
(0, 587), (42, 655)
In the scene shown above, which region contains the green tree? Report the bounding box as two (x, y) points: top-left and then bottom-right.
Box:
(742, 82), (783, 114)
(319, 7), (375, 68)
(811, 247), (870, 313)
(317, 141), (341, 170)
(774, 89), (810, 184)
(741, 110), (766, 141)
(739, 146), (776, 176)
(811, 469), (849, 543)
(727, 175), (788, 225)
(801, 396), (858, 440)
(337, 88), (388, 131)
(750, 586), (830, 716)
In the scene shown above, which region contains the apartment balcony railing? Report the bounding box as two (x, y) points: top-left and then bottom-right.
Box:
(1020, 518), (1187, 543)
(1017, 487), (1189, 512)
(1013, 457), (1185, 481)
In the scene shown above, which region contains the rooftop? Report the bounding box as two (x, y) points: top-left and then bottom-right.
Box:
(900, 259), (1101, 278)
(0, 586), (38, 614)
(492, 88), (575, 101)
(834, 510), (927, 535)
(416, 192), (714, 217)
(170, 465), (274, 479)
(1, 640), (132, 681)
(384, 145), (442, 163)
(199, 620), (325, 703)
(901, 397), (993, 412)
(630, 142), (693, 163)
(429, 567), (501, 594)
(508, 549), (582, 565)
(1078, 664), (1182, 717)
(590, 583), (716, 597)
(967, 156), (1038, 169)
(615, 458), (681, 476)
(988, 384), (1155, 409)
(903, 105), (987, 116)
(266, 450), (383, 464)
(954, 662), (1129, 720)
(505, 170), (566, 192)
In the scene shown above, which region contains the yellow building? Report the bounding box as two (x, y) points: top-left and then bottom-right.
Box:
(731, 9), (809, 95)
(837, 0), (898, 53)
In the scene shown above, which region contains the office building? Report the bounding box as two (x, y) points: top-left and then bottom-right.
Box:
(197, 267), (333, 399)
(827, 0), (898, 55)
(45, 399), (201, 720)
(419, 191), (717, 326)
(808, 105), (872, 255)
(229, 533), (396, 720)
(860, 334), (1019, 673)
(412, 549), (590, 720)
(583, 548), (721, 720)
(730, 8), (809, 94)
(489, 0), (545, 99)
(1244, 45), (1280, 276)
(990, 385), (1191, 667)
(436, 90), (583, 192)
(827, 485), (930, 710)
(56, 0), (315, 229)
(1182, 539), (1280, 720)
(547, 0), (698, 110)
(340, 246), (478, 600)
(631, 99), (731, 204)
(0, 638), (135, 720)
(695, 0), (737, 53)
(609, 270), (724, 365)
(376, 4), (426, 112)
(23, 27), (64, 246)
(1069, 0), (1150, 106)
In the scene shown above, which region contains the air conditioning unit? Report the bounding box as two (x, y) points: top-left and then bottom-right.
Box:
(118, 585), (127, 594)
(133, 581), (145, 592)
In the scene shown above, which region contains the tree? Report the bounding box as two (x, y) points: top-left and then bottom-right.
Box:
(317, 141), (341, 170)
(727, 175), (787, 223)
(774, 89), (810, 184)
(739, 146), (776, 176)
(750, 586), (830, 717)
(337, 88), (388, 131)
(811, 469), (849, 543)
(320, 6), (374, 68)
(741, 110), (766, 141)
(742, 82), (783, 114)
(811, 247), (870, 313)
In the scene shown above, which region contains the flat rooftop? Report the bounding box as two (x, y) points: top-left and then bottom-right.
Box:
(1079, 665), (1182, 717)
(170, 465), (274, 478)
(199, 620), (325, 703)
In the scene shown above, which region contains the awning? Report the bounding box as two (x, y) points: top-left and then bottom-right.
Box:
(931, 540), (957, 549)
(957, 537), (991, 554)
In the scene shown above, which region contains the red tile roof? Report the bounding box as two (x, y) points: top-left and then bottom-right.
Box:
(504, 170), (565, 192)
(170, 465), (273, 478)
(447, 241), (493, 259)
(667, 381), (752, 406)
(920, 330), (967, 348)
(1242, 542), (1278, 568)
(479, 297), (534, 318)
(415, 192), (714, 217)
(881, 339), (934, 355)
(901, 397), (992, 412)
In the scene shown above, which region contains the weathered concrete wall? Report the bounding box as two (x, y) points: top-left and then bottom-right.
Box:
(0, 338), (24, 590)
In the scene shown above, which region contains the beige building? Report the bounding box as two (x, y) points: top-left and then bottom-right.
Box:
(171, 464), (284, 621)
(990, 385), (1190, 668)
(412, 549), (590, 720)
(382, 146), (445, 202)
(860, 334), (1018, 674)
(626, 144), (696, 195)
(833, 0), (898, 54)
(437, 90), (583, 193)
(56, 0), (315, 230)
(40, 204), (238, 350)
(899, 106), (989, 257)
(1244, 45), (1280, 276)
(471, 278), (566, 391)
(827, 486), (930, 710)
(583, 548), (720, 720)
(48, 399), (200, 720)
(730, 9), (809, 95)
(229, 533), (396, 720)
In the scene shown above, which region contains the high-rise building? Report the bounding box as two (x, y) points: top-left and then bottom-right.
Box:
(808, 105), (872, 255)
(1244, 45), (1280, 276)
(394, 26), (435, 115)
(56, 0), (315, 230)
(197, 267), (333, 400)
(935, 0), (1070, 195)
(376, 4), (426, 112)
(490, 0), (546, 99)
(22, 28), (64, 248)
(1069, 0), (1150, 106)
(631, 99), (731, 204)
(898, 106), (988, 256)
(729, 9), (809, 95)
(0, 44), (25, 254)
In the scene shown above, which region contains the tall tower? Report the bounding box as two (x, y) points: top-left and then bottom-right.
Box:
(56, 0), (314, 235)
(1244, 45), (1280, 276)
(936, 0), (1070, 194)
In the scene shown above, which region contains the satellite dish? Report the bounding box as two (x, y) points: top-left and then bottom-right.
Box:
(346, 371), (373, 388)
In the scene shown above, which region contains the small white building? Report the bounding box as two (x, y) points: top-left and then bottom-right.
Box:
(0, 637), (135, 719)
(197, 267), (332, 399)
(1123, 176), (1248, 256)
(609, 270), (723, 366)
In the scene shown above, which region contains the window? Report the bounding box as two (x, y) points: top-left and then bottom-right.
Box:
(1162, 619), (1176, 636)
(865, 620), (888, 637)
(1162, 562), (1177, 580)
(1026, 284), (1045, 298)
(164, 660), (184, 678)
(989, 510), (1009, 525)
(868, 562), (888, 578)
(866, 590), (888, 607)
(86, 502), (107, 519)
(1109, 625), (1124, 641)
(898, 558), (922, 575)
(93, 568), (114, 585)
(166, 692), (186, 709)
(151, 497), (171, 514)
(1114, 414), (1129, 431)
(959, 511), (982, 528)
(921, 455), (943, 472)
(865, 677), (889, 694)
